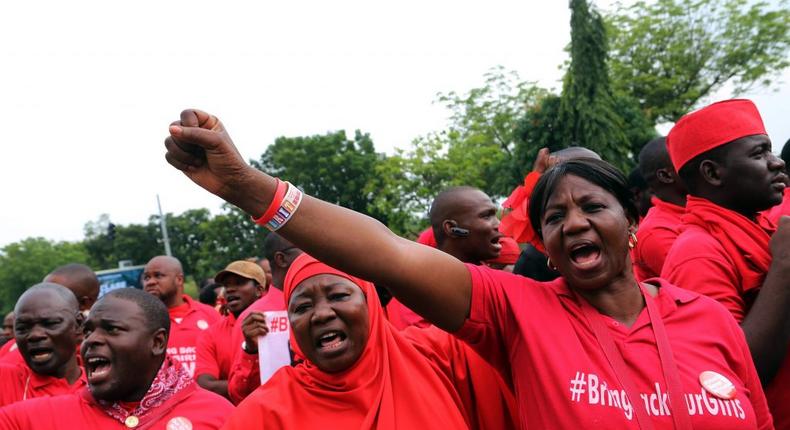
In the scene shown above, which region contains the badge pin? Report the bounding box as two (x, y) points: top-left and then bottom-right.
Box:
(166, 416), (193, 430)
(124, 415), (139, 428)
(197, 319), (209, 330)
(699, 370), (736, 400)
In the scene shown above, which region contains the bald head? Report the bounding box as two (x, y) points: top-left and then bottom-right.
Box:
(16, 283), (80, 315)
(429, 186), (501, 263)
(262, 233), (302, 290)
(429, 186), (486, 234)
(145, 256), (183, 274)
(638, 137), (687, 206)
(552, 146), (601, 162)
(44, 263), (99, 312)
(142, 256), (185, 308)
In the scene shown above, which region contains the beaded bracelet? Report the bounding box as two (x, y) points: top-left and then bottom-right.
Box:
(257, 181), (303, 232)
(252, 179), (287, 226)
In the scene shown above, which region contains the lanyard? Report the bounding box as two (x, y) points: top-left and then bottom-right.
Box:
(577, 284), (692, 430)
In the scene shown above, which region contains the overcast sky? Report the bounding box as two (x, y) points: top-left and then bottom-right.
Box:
(1, 0), (788, 250)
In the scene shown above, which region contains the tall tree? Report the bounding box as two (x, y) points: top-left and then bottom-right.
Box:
(557, 0), (633, 171)
(0, 238), (90, 312)
(607, 0), (790, 123)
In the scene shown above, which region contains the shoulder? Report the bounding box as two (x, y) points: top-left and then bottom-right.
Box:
(665, 226), (731, 265)
(652, 279), (740, 326)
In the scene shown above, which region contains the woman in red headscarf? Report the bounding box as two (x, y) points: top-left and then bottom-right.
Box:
(223, 254), (471, 429)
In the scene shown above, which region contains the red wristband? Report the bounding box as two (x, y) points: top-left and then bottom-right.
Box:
(252, 179), (287, 226)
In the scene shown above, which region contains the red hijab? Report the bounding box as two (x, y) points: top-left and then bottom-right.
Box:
(225, 254), (469, 430)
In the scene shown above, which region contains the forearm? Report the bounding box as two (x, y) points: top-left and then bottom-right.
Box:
(741, 263), (790, 385)
(196, 375), (229, 399)
(226, 167), (472, 331)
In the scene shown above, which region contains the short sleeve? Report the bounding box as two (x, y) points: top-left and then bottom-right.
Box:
(195, 328), (220, 379)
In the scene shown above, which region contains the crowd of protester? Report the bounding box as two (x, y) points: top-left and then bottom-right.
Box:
(0, 98), (787, 429)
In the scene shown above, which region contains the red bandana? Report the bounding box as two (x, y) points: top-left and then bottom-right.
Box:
(97, 356), (192, 426)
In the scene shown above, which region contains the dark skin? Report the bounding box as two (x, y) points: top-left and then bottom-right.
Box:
(686, 135), (790, 384)
(163, 110), (653, 333)
(43, 267), (100, 313)
(3, 312), (13, 339)
(14, 287), (83, 384)
(197, 273), (263, 398)
(434, 189), (502, 263)
(142, 256), (185, 309)
(82, 297), (168, 402)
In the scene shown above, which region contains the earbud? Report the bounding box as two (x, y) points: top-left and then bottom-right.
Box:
(450, 226), (470, 237)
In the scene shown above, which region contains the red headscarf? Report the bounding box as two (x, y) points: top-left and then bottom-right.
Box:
(225, 254), (469, 429)
(682, 196), (775, 294)
(667, 99), (766, 171)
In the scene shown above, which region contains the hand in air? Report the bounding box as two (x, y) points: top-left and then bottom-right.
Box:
(164, 109), (255, 202)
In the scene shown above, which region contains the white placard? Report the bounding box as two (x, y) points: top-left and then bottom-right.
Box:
(257, 310), (291, 384)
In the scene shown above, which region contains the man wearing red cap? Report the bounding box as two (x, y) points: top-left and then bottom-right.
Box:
(195, 260), (267, 399)
(661, 99), (790, 428)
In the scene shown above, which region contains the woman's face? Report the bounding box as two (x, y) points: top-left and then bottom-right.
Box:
(288, 274), (370, 373)
(540, 175), (634, 290)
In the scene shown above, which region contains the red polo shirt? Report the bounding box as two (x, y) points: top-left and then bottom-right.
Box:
(0, 384), (233, 429)
(167, 296), (220, 379)
(455, 265), (772, 429)
(226, 287), (287, 404)
(0, 341), (23, 366)
(633, 197), (684, 281)
(0, 363), (86, 407)
(195, 313), (236, 381)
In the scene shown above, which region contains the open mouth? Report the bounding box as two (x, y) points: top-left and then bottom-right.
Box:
(569, 242), (601, 269)
(491, 236), (503, 250)
(27, 347), (54, 364)
(85, 356), (113, 384)
(315, 330), (348, 352)
(226, 295), (241, 305)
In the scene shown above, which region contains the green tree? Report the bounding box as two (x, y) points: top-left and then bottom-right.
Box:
(191, 204), (267, 279)
(83, 214), (161, 270)
(557, 0), (633, 171)
(607, 0), (790, 122)
(0, 238), (90, 312)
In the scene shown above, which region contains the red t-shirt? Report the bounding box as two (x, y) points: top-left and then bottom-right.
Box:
(455, 265), (772, 429)
(765, 187), (790, 223)
(0, 363), (86, 407)
(0, 384), (233, 429)
(195, 313), (236, 380)
(662, 222), (790, 429)
(633, 197), (684, 281)
(167, 296), (220, 379)
(0, 341), (23, 366)
(226, 287), (286, 404)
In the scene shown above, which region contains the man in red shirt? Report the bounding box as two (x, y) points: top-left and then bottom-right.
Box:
(632, 136), (687, 280)
(142, 256), (220, 379)
(0, 263), (99, 365)
(661, 99), (790, 428)
(226, 233), (299, 404)
(0, 288), (233, 429)
(195, 260), (267, 399)
(0, 283), (85, 406)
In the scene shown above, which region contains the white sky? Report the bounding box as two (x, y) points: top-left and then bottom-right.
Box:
(1, 0), (788, 248)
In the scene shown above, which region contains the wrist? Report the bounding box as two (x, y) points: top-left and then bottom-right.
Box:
(222, 168), (278, 218)
(241, 340), (258, 354)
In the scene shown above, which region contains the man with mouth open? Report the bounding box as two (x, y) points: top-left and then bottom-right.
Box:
(0, 283), (86, 406)
(142, 255), (220, 380)
(661, 99), (790, 428)
(195, 260), (267, 399)
(0, 288), (233, 429)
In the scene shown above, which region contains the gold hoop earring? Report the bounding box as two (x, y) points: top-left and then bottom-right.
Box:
(628, 231), (638, 249)
(546, 257), (557, 271)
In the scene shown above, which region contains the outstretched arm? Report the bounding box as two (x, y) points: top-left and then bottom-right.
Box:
(164, 110), (471, 331)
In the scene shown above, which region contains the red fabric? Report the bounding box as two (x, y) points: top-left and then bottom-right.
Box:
(167, 295), (221, 379)
(0, 363), (86, 407)
(416, 228), (438, 247)
(0, 367), (232, 430)
(224, 254), (469, 429)
(0, 341), (23, 366)
(195, 313), (236, 380)
(662, 196), (789, 429)
(226, 287), (287, 404)
(456, 265), (772, 429)
(633, 196), (685, 281)
(499, 171), (544, 252)
(487, 236), (520, 265)
(384, 297), (430, 331)
(667, 99), (766, 171)
(765, 187), (790, 224)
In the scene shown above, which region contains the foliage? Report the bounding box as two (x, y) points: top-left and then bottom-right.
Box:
(557, 0), (634, 171)
(606, 0), (790, 123)
(0, 238), (91, 312)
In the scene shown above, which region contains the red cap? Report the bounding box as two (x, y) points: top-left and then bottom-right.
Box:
(667, 99), (766, 171)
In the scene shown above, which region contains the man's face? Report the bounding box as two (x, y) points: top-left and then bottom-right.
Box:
(2, 312), (13, 339)
(719, 135), (788, 213)
(221, 274), (263, 317)
(142, 259), (182, 307)
(82, 297), (166, 402)
(451, 190), (503, 262)
(14, 291), (80, 377)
